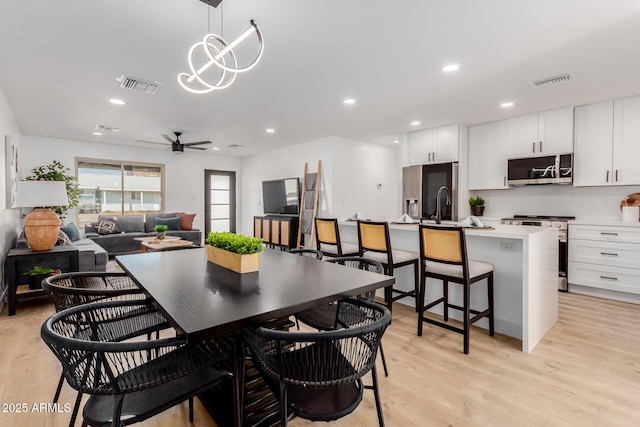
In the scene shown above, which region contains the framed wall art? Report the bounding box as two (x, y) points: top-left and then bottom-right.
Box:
(5, 135), (19, 208)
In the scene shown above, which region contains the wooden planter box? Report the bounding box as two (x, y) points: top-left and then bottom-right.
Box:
(206, 245), (260, 274)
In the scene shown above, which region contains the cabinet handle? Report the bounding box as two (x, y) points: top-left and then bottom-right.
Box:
(504, 176), (507, 187)
(600, 252), (618, 256)
(615, 170), (619, 182)
(539, 141), (543, 153)
(532, 142), (536, 154)
(606, 170), (610, 182)
(428, 153), (431, 162)
(600, 232), (618, 236)
(432, 152), (436, 162)
(600, 275), (618, 281)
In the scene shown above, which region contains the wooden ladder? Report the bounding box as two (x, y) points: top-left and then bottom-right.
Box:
(296, 161), (322, 249)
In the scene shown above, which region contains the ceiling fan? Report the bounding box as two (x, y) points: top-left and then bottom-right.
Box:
(159, 132), (213, 153)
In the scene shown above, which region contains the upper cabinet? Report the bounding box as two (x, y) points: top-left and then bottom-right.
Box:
(508, 107), (574, 157)
(468, 120), (509, 190)
(407, 124), (459, 165)
(574, 96), (640, 186)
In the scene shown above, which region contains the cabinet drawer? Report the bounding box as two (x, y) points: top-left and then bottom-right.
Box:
(568, 261), (640, 294)
(569, 224), (640, 243)
(568, 239), (640, 269)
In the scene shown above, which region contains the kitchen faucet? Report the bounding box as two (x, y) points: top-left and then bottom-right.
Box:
(431, 185), (451, 224)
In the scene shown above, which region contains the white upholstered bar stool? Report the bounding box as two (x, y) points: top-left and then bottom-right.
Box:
(417, 224), (494, 354)
(356, 220), (419, 314)
(314, 217), (359, 258)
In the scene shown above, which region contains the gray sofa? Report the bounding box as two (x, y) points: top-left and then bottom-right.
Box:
(16, 231), (108, 272)
(84, 213), (202, 254)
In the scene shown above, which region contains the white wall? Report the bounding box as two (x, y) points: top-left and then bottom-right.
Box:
(21, 136), (241, 232)
(0, 88), (24, 305)
(239, 136), (399, 235)
(331, 137), (399, 220)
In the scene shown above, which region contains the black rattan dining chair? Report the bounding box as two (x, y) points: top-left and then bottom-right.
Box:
(42, 272), (168, 427)
(286, 248), (323, 259)
(41, 299), (232, 427)
(294, 257), (389, 376)
(245, 299), (391, 427)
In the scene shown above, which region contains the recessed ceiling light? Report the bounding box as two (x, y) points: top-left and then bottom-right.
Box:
(92, 132), (103, 136)
(500, 102), (515, 108)
(442, 64), (460, 72)
(393, 140), (399, 144)
(109, 98), (125, 105)
(212, 147), (220, 151)
(266, 128), (275, 134)
(343, 98), (356, 105)
(410, 121), (421, 126)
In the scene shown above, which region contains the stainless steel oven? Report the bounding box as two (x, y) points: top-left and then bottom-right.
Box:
(501, 215), (575, 291)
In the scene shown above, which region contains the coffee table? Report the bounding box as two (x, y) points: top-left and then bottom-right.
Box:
(134, 236), (194, 252)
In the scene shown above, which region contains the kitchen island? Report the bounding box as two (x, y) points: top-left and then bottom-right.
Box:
(339, 222), (558, 353)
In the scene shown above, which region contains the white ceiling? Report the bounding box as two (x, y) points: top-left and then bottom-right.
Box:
(1, 0), (640, 157)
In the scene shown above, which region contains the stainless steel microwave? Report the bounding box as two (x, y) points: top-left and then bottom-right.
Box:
(507, 154), (573, 186)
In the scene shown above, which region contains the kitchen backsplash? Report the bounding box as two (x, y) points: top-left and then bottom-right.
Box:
(472, 185), (640, 221)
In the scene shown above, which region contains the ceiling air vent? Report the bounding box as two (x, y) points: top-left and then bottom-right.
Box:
(117, 75), (161, 94)
(95, 125), (120, 133)
(227, 144), (244, 148)
(531, 73), (574, 89)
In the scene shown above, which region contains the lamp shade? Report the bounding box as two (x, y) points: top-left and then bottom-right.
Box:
(16, 181), (69, 208)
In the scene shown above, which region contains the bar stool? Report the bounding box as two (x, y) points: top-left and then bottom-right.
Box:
(417, 224), (494, 354)
(315, 217), (359, 257)
(356, 220), (419, 313)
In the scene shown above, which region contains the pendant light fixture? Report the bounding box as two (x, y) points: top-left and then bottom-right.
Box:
(178, 2), (264, 94)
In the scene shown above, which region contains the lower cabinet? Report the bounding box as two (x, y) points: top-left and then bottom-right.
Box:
(254, 215), (299, 249)
(568, 223), (640, 295)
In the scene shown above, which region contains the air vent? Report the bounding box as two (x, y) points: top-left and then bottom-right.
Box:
(95, 125), (120, 133)
(117, 75), (161, 94)
(531, 73), (574, 89)
(227, 144), (244, 148)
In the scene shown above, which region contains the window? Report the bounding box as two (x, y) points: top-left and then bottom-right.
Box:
(76, 159), (164, 229)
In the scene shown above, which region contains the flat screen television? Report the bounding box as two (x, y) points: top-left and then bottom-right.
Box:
(262, 178), (300, 215)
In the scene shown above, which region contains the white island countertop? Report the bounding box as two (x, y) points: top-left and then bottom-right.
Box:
(339, 221), (559, 353)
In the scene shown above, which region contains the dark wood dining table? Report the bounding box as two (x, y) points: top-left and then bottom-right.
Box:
(116, 247), (395, 427)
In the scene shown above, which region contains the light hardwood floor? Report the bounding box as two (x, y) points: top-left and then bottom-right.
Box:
(1, 291), (639, 426)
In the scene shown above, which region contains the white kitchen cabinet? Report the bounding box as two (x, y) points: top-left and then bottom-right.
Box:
(407, 124), (459, 165)
(568, 223), (640, 296)
(468, 119), (509, 190)
(508, 107), (574, 157)
(613, 96), (640, 185)
(574, 96), (640, 186)
(573, 101), (614, 186)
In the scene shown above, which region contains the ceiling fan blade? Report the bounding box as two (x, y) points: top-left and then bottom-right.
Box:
(161, 134), (175, 143)
(185, 145), (209, 150)
(136, 139), (169, 145)
(182, 140), (213, 146)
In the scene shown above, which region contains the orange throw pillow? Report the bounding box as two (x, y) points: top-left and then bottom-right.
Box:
(175, 213), (196, 230)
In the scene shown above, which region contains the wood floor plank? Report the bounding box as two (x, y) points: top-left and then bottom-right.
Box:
(1, 292), (639, 426)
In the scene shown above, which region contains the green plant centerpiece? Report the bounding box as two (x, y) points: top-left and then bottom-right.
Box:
(23, 265), (61, 290)
(468, 196), (486, 216)
(154, 224), (168, 240)
(26, 160), (79, 218)
(205, 232), (263, 273)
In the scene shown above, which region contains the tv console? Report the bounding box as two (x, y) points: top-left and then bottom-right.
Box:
(254, 215), (300, 249)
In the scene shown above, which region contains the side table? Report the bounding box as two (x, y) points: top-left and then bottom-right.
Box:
(4, 246), (80, 316)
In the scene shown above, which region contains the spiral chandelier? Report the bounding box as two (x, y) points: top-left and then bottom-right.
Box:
(178, 2), (264, 94)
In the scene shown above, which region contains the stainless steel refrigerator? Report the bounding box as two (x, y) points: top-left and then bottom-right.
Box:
(402, 163), (458, 221)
